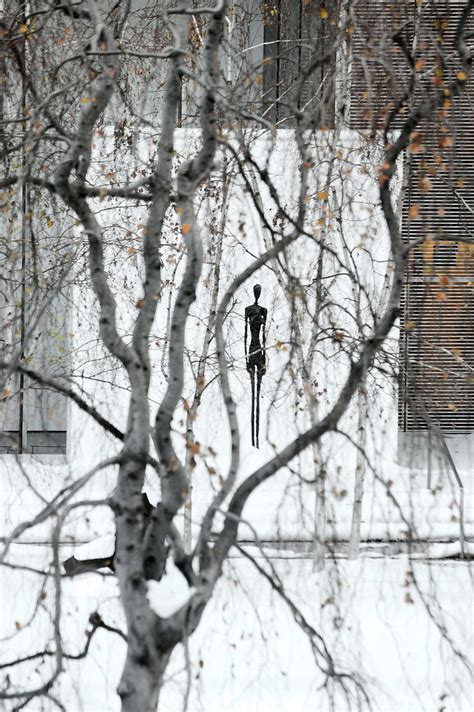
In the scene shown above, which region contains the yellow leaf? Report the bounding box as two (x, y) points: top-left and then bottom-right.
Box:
(317, 190), (328, 201)
(80, 97), (91, 104)
(1, 388), (10, 398)
(127, 246), (136, 255)
(255, 74), (263, 86)
(439, 274), (451, 286)
(20, 23), (28, 33)
(456, 178), (465, 188)
(448, 403), (457, 412)
(404, 320), (415, 331)
(182, 223), (191, 235)
(319, 8), (329, 19)
(408, 143), (425, 154)
(415, 58), (426, 71)
(439, 135), (453, 149)
(418, 176), (432, 192)
(457, 70), (467, 81)
(435, 291), (447, 302)
(408, 204), (420, 221)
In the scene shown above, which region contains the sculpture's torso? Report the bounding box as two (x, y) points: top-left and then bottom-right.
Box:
(245, 304), (267, 370)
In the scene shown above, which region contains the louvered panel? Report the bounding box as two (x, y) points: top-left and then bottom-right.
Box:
(398, 1), (474, 433)
(399, 12), (474, 433)
(399, 280), (474, 431)
(349, 0), (414, 130)
(350, 0), (473, 130)
(402, 97), (474, 247)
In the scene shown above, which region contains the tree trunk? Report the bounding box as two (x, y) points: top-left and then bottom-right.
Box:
(118, 648), (171, 712)
(313, 454), (326, 571)
(184, 413), (195, 553)
(348, 385), (368, 559)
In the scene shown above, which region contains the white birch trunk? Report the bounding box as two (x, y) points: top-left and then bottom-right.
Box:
(348, 385), (368, 559)
(313, 445), (326, 571)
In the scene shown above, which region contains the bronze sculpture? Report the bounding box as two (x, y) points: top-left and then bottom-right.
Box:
(245, 284), (267, 448)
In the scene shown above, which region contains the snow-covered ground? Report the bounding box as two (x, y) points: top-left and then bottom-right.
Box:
(1, 545), (472, 712)
(1, 126), (472, 710)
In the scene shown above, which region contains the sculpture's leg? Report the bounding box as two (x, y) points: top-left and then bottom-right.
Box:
(256, 371), (262, 449)
(250, 367), (256, 447)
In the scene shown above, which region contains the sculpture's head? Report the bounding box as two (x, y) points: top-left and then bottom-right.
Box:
(253, 283), (261, 303)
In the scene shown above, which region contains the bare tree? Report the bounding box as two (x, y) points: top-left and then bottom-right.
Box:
(0, 1), (472, 710)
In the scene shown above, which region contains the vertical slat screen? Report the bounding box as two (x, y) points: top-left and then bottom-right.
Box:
(263, 0), (280, 120)
(278, 0), (303, 121)
(263, 0), (339, 124)
(300, 0), (340, 127)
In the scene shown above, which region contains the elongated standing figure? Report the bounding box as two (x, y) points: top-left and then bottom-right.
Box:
(245, 284), (267, 448)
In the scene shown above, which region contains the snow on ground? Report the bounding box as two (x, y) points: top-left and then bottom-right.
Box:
(1, 546), (472, 712)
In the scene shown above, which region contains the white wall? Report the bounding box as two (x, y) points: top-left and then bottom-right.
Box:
(0, 127), (471, 549)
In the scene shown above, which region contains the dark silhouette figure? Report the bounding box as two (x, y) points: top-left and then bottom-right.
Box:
(245, 284), (267, 448)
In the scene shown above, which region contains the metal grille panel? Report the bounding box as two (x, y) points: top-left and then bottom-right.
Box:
(397, 2), (474, 432)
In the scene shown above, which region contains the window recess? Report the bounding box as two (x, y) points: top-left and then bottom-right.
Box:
(0, 189), (69, 456)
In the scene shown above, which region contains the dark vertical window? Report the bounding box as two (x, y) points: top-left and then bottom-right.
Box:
(263, 0), (340, 125)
